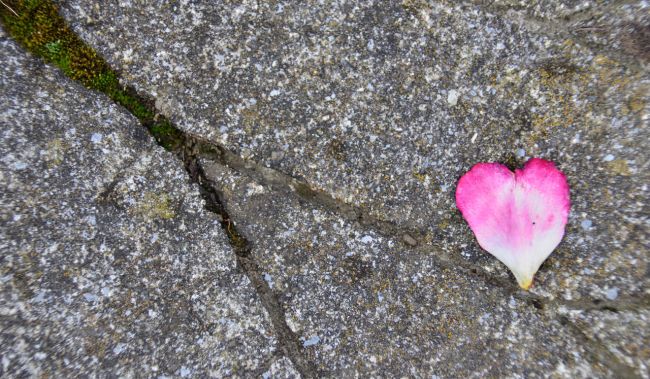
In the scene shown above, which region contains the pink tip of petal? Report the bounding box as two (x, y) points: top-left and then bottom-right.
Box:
(456, 158), (570, 289)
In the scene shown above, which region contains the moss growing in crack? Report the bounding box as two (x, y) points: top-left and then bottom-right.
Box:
(150, 119), (184, 150)
(1, 0), (107, 84)
(0, 0), (184, 151)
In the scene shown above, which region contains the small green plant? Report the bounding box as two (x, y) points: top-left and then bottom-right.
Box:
(44, 39), (60, 54)
(0, 0), (185, 151)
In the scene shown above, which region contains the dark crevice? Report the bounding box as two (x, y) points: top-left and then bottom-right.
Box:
(556, 294), (650, 313)
(531, 299), (544, 310)
(184, 146), (318, 377)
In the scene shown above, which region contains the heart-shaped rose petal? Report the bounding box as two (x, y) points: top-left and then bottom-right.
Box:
(455, 158), (570, 290)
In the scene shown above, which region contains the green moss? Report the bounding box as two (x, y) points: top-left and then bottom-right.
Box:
(1, 0), (109, 84)
(0, 0), (186, 152)
(150, 119), (184, 150)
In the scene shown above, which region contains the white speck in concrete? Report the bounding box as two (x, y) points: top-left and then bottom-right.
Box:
(516, 148), (525, 157)
(113, 343), (126, 354)
(269, 89), (281, 97)
(85, 215), (96, 226)
(12, 161), (28, 170)
(91, 133), (103, 143)
(572, 133), (581, 144)
(605, 287), (619, 300)
(264, 273), (274, 289)
(581, 219), (592, 230)
(303, 336), (320, 347)
(0, 274), (13, 283)
(603, 154), (615, 162)
(179, 367), (191, 378)
(32, 291), (46, 303)
(447, 89), (460, 106)
(471, 132), (478, 143)
(246, 182), (266, 196)
(360, 235), (373, 244)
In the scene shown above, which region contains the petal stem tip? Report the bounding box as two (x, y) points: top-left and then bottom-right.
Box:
(519, 278), (533, 290)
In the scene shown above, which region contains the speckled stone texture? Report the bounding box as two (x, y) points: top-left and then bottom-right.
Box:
(0, 35), (283, 377)
(2, 0), (649, 377)
(57, 0), (649, 303)
(202, 160), (617, 377)
(563, 308), (650, 378)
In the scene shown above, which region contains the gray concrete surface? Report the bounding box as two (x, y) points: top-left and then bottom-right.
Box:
(0, 0), (648, 377)
(58, 0), (650, 302)
(0, 34), (286, 378)
(563, 308), (650, 378)
(202, 159), (620, 377)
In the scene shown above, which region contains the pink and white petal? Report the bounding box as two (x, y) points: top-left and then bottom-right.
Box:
(456, 159), (570, 289)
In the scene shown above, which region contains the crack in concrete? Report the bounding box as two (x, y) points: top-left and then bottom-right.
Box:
(198, 141), (650, 313)
(178, 140), (319, 378)
(556, 294), (650, 313)
(197, 143), (648, 376)
(0, 10), (316, 369)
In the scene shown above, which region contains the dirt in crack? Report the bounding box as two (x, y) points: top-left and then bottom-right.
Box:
(1, 1), (317, 377)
